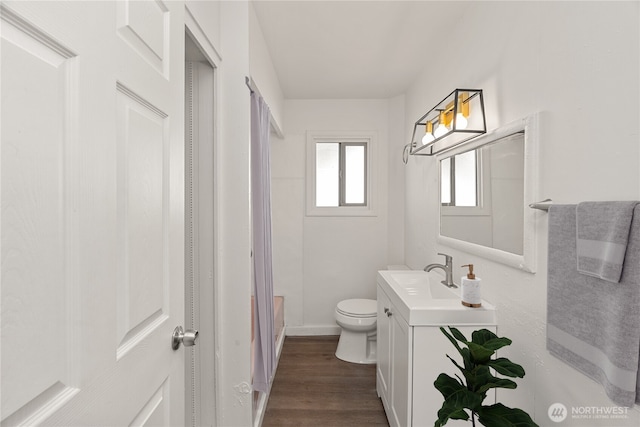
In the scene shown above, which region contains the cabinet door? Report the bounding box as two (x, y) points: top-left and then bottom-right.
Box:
(390, 311), (411, 427)
(376, 286), (391, 404)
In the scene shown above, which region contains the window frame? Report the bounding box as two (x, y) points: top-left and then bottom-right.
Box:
(339, 142), (368, 207)
(440, 149), (480, 208)
(440, 147), (491, 217)
(306, 131), (377, 217)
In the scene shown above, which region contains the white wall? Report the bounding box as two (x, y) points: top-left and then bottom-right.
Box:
(217, 1), (253, 424)
(271, 98), (405, 333)
(387, 95), (406, 267)
(185, 0), (220, 53)
(249, 2), (285, 133)
(404, 2), (639, 425)
(186, 1), (253, 426)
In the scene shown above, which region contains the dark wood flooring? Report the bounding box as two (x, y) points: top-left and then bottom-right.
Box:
(262, 336), (389, 427)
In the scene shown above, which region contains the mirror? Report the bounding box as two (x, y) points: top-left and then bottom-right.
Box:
(436, 114), (539, 273)
(441, 132), (524, 253)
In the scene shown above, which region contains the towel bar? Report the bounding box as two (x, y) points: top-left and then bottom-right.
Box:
(529, 199), (552, 211)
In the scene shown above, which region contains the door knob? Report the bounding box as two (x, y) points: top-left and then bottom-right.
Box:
(172, 326), (199, 350)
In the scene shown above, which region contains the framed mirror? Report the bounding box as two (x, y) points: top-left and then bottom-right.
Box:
(436, 114), (539, 273)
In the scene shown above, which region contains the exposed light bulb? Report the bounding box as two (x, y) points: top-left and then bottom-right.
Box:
(421, 121), (434, 145)
(434, 123), (449, 138)
(456, 92), (470, 130)
(434, 110), (449, 138)
(422, 132), (434, 145)
(455, 113), (468, 130)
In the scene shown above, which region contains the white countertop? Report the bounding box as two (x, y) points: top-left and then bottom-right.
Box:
(377, 270), (497, 327)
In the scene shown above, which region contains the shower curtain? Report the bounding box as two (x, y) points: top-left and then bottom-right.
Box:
(251, 92), (275, 393)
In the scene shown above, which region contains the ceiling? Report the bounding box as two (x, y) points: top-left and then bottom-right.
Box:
(252, 0), (471, 99)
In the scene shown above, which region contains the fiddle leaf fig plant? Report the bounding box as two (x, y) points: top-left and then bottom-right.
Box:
(434, 327), (538, 427)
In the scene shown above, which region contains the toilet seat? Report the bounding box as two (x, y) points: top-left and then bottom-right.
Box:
(336, 299), (376, 318)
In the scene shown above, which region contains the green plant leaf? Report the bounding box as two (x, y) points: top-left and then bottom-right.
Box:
(477, 378), (518, 394)
(467, 366), (518, 398)
(481, 337), (513, 351)
(472, 329), (513, 352)
(471, 328), (499, 345)
(487, 358), (526, 378)
(477, 403), (539, 427)
(434, 373), (465, 399)
(435, 400), (470, 427)
(433, 381), (475, 426)
(434, 373), (484, 411)
(467, 342), (495, 363)
(441, 327), (472, 368)
(446, 353), (465, 374)
(462, 366), (481, 394)
(450, 327), (468, 343)
(461, 348), (473, 371)
(441, 327), (465, 355)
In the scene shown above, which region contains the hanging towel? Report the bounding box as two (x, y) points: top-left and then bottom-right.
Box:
(547, 204), (640, 407)
(576, 201), (639, 283)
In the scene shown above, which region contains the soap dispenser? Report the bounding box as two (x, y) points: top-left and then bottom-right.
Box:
(461, 264), (482, 308)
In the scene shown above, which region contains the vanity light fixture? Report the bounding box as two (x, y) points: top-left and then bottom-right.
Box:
(410, 89), (486, 156)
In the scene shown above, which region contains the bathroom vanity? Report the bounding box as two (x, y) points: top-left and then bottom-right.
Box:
(376, 270), (497, 427)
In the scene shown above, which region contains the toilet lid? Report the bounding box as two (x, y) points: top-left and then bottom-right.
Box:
(336, 299), (377, 318)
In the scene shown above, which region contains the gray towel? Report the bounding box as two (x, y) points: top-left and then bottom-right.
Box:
(576, 201), (639, 283)
(547, 204), (640, 407)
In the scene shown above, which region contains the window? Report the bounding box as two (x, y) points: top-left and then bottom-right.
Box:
(315, 142), (367, 207)
(306, 131), (376, 216)
(441, 149), (478, 207)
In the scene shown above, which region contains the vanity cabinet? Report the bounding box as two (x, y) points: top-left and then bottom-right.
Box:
(377, 287), (411, 427)
(376, 276), (497, 427)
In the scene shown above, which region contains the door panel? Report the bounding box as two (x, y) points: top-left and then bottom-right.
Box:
(129, 380), (170, 427)
(1, 5), (80, 424)
(116, 0), (169, 76)
(376, 287), (390, 398)
(391, 314), (410, 427)
(115, 84), (170, 360)
(1, 1), (185, 425)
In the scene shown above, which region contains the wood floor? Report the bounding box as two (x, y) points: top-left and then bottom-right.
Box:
(262, 336), (389, 427)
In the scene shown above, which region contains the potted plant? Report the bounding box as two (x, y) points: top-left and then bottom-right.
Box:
(434, 326), (538, 427)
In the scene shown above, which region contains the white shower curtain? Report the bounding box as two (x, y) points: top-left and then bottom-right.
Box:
(251, 92), (275, 393)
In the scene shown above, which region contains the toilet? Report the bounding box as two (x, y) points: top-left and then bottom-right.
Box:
(334, 298), (377, 364)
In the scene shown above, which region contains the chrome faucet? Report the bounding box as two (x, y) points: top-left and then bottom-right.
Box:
(424, 252), (457, 288)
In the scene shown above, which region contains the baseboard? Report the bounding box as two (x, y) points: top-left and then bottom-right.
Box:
(285, 325), (341, 336)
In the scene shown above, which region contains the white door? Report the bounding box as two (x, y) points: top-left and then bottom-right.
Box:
(1, 1), (186, 425)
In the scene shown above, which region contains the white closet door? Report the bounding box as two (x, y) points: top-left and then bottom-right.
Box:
(1, 1), (185, 425)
